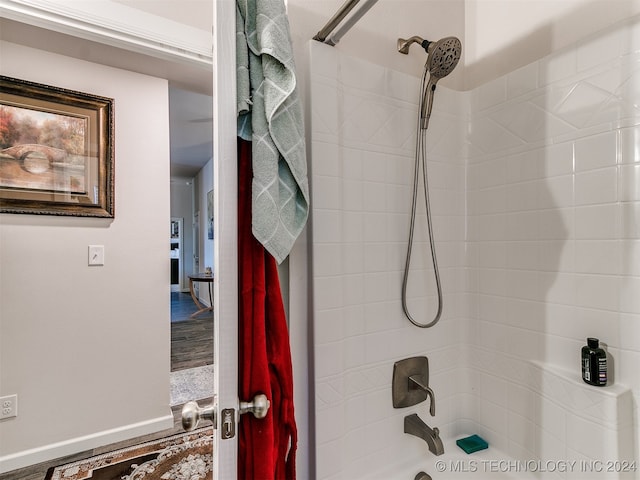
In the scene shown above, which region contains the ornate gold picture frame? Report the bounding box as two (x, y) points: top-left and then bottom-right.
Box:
(0, 76), (114, 217)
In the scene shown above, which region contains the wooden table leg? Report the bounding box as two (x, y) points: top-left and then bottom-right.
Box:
(189, 278), (213, 318)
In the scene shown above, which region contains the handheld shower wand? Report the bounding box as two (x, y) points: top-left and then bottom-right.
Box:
(398, 36), (461, 129)
(397, 35), (462, 329)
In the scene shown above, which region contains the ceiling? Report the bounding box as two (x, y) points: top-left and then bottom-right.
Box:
(109, 1), (215, 179)
(169, 87), (213, 178)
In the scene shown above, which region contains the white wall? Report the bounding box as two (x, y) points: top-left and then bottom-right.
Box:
(308, 13), (640, 480)
(289, 0), (640, 92)
(466, 14), (640, 467)
(196, 158), (214, 280)
(465, 0), (640, 88)
(170, 178), (195, 290)
(0, 42), (173, 472)
(287, 0), (466, 91)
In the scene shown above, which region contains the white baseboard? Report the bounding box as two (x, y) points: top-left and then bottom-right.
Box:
(0, 413), (174, 474)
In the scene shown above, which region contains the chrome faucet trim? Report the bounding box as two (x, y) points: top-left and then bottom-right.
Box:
(404, 413), (445, 456)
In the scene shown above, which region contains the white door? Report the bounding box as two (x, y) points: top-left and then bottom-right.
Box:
(210, 0), (238, 477)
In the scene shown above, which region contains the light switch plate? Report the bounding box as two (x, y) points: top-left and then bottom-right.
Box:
(88, 245), (105, 266)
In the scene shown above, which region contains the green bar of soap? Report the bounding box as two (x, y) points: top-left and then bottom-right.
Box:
(456, 434), (488, 454)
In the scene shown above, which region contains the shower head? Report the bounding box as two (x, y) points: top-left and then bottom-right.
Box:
(424, 36), (462, 79)
(397, 35), (462, 79)
(397, 35), (462, 129)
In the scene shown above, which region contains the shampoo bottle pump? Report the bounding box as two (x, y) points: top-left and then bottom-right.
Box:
(582, 337), (607, 387)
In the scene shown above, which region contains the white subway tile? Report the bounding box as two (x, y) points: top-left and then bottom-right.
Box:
(540, 175), (574, 209)
(571, 307), (620, 346)
(620, 202), (640, 239)
(507, 181), (538, 211)
(362, 151), (388, 183)
(314, 175), (342, 210)
(575, 240), (621, 275)
(575, 204), (619, 239)
(507, 269), (541, 301)
(311, 81), (340, 136)
(507, 62), (540, 99)
(363, 212), (387, 241)
(342, 211), (363, 242)
(538, 239), (575, 273)
(340, 54), (385, 92)
(310, 42), (339, 78)
(575, 167), (618, 206)
(342, 243), (364, 274)
(315, 308), (345, 344)
(315, 276), (344, 310)
(508, 411), (537, 454)
(620, 275), (640, 314)
(575, 274), (620, 311)
(363, 243), (388, 273)
(539, 48), (577, 86)
(344, 336), (365, 369)
(316, 341), (344, 379)
(577, 29), (624, 72)
(342, 147), (363, 179)
(314, 243), (344, 277)
(553, 82), (612, 130)
(575, 131), (617, 172)
(343, 304), (365, 337)
(621, 240), (640, 276)
(541, 272), (577, 306)
(312, 141), (340, 177)
(313, 209), (343, 243)
(539, 208), (573, 241)
(619, 164), (640, 202)
(362, 181), (386, 213)
(506, 211), (539, 241)
(475, 76), (507, 111)
(543, 141), (574, 177)
(619, 125), (640, 165)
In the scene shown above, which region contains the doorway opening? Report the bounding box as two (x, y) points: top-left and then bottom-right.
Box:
(168, 88), (214, 406)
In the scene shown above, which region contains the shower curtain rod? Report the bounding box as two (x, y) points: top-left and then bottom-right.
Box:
(313, 0), (380, 46)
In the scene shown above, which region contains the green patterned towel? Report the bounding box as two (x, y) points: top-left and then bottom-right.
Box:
(237, 0), (309, 264)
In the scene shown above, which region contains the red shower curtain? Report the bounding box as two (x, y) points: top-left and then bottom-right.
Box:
(237, 138), (297, 480)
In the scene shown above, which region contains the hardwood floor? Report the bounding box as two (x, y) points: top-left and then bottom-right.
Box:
(0, 293), (214, 480)
(171, 292), (214, 371)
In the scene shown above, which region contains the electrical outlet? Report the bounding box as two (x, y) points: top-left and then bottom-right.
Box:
(0, 394), (17, 419)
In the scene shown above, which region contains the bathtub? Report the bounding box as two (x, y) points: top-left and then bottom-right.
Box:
(371, 437), (547, 479)
(370, 434), (637, 479)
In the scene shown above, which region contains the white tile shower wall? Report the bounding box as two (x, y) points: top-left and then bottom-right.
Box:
(310, 42), (468, 479)
(466, 15), (640, 474)
(310, 15), (640, 480)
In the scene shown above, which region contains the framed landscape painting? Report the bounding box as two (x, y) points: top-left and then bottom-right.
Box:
(0, 76), (114, 217)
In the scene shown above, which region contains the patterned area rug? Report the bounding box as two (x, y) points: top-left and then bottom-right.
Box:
(45, 427), (213, 480)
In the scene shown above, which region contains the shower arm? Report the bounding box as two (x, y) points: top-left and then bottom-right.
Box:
(313, 0), (380, 45)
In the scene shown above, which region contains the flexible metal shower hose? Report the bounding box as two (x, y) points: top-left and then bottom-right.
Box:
(401, 62), (444, 328)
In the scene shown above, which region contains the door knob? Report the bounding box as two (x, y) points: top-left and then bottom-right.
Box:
(239, 393), (270, 419)
(181, 400), (216, 431)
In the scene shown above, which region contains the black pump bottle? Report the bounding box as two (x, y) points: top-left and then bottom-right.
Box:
(581, 337), (607, 387)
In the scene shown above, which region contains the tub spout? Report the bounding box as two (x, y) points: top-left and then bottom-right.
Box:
(404, 413), (445, 456)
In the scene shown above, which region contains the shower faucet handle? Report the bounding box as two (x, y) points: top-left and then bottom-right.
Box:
(409, 375), (436, 416)
(393, 356), (436, 411)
